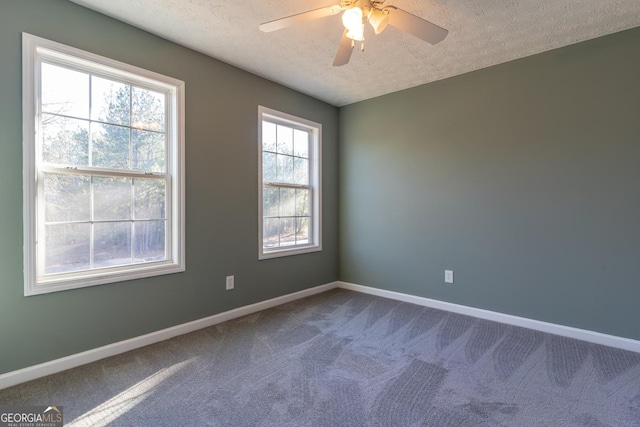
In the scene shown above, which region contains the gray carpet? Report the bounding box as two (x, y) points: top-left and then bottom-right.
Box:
(2, 289), (640, 426)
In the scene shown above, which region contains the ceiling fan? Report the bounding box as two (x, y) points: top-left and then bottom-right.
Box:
(259, 0), (448, 66)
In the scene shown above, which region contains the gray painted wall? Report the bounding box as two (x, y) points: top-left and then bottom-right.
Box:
(340, 27), (640, 340)
(0, 0), (339, 374)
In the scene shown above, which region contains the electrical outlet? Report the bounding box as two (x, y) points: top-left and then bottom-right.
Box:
(445, 270), (454, 284)
(225, 275), (234, 290)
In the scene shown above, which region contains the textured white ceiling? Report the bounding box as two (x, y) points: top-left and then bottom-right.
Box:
(70, 0), (640, 106)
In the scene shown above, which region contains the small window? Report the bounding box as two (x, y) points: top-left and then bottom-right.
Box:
(258, 106), (322, 259)
(23, 33), (185, 295)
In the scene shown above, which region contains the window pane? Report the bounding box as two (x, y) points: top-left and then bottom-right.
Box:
(134, 221), (166, 261)
(94, 222), (132, 267)
(262, 121), (276, 152)
(293, 157), (309, 185)
(263, 218), (279, 248)
(93, 177), (132, 221)
(279, 218), (296, 246)
(296, 217), (309, 245)
(132, 129), (165, 172)
(91, 123), (130, 169)
(132, 87), (165, 132)
(263, 152), (277, 182)
(280, 188), (295, 217)
(134, 178), (166, 219)
(293, 129), (309, 158)
(91, 76), (130, 125)
(263, 188), (279, 218)
(44, 223), (90, 274)
(295, 189), (310, 216)
(44, 173), (90, 222)
(42, 114), (89, 166)
(277, 125), (293, 155)
(41, 63), (89, 119)
(276, 154), (293, 183)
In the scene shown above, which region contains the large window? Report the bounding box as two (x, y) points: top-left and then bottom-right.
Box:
(258, 106), (321, 259)
(23, 33), (185, 295)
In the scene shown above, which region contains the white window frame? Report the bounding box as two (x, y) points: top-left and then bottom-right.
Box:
(258, 106), (322, 259)
(22, 33), (185, 296)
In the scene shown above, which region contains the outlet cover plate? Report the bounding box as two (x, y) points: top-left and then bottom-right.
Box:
(445, 270), (454, 284)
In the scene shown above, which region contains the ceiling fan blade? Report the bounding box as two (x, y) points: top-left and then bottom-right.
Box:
(260, 4), (342, 32)
(333, 29), (353, 66)
(383, 6), (448, 44)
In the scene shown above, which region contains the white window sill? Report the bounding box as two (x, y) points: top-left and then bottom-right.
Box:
(259, 245), (322, 260)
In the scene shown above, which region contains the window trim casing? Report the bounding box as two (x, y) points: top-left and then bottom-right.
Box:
(22, 33), (185, 296)
(258, 106), (322, 260)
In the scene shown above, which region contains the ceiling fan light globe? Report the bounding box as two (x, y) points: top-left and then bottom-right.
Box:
(342, 7), (363, 32)
(368, 9), (389, 34)
(346, 27), (365, 41)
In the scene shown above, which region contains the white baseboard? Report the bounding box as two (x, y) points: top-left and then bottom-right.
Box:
(4, 279), (638, 390)
(0, 281), (339, 390)
(337, 281), (640, 353)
